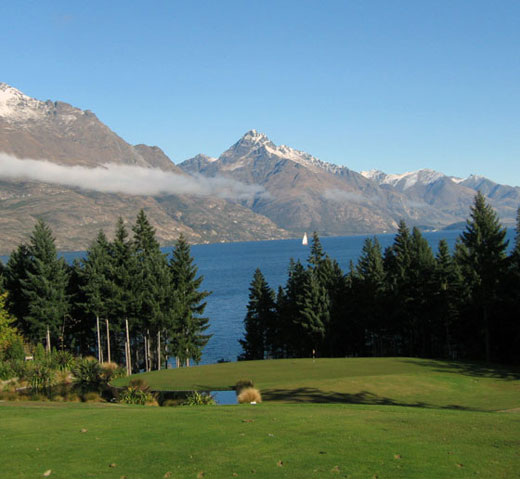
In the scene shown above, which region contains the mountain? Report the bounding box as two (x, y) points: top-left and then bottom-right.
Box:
(362, 168), (519, 227)
(180, 131), (502, 234)
(0, 84), (289, 253)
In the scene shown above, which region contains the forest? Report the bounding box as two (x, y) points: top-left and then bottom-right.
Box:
(0, 211), (210, 373)
(240, 193), (520, 365)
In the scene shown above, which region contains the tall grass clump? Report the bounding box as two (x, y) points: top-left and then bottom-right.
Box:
(237, 387), (262, 404)
(235, 379), (254, 394)
(182, 391), (216, 406)
(118, 378), (156, 405)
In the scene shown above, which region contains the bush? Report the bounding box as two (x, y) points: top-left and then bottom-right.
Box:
(27, 362), (55, 390)
(51, 350), (75, 371)
(73, 358), (103, 384)
(0, 361), (15, 380)
(182, 391), (216, 406)
(235, 379), (254, 394)
(101, 362), (126, 382)
(9, 359), (28, 380)
(2, 336), (26, 362)
(117, 378), (155, 405)
(237, 387), (262, 404)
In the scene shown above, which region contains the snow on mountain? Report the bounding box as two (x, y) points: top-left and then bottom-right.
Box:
(227, 130), (351, 176)
(361, 168), (448, 190)
(0, 83), (48, 122)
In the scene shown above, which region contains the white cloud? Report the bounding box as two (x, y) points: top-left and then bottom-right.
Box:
(0, 154), (265, 200)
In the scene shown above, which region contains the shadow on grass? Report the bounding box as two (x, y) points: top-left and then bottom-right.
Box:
(262, 387), (480, 411)
(400, 358), (520, 381)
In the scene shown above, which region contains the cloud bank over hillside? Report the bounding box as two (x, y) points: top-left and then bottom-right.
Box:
(0, 154), (265, 200)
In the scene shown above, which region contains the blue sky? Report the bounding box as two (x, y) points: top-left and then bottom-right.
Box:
(2, 0), (519, 186)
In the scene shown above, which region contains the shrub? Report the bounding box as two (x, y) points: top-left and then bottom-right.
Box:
(9, 360), (28, 380)
(73, 358), (103, 384)
(0, 361), (15, 380)
(2, 336), (26, 362)
(100, 362), (126, 381)
(118, 378), (155, 405)
(118, 387), (154, 405)
(27, 362), (55, 390)
(182, 391), (216, 406)
(235, 379), (254, 394)
(237, 387), (262, 404)
(51, 350), (75, 371)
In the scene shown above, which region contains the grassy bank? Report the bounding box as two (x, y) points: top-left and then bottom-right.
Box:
(112, 357), (520, 411)
(1, 401), (519, 478)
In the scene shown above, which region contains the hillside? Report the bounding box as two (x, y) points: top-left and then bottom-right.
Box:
(0, 84), (289, 253)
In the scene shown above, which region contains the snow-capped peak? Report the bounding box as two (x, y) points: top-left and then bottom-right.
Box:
(362, 168), (447, 190)
(0, 83), (47, 121)
(241, 129), (271, 144)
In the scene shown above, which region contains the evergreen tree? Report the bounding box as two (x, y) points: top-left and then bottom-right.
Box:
(169, 234), (211, 366)
(20, 220), (70, 345)
(78, 231), (113, 359)
(132, 210), (171, 369)
(455, 192), (508, 361)
(277, 259), (308, 357)
(432, 239), (462, 358)
(106, 218), (139, 368)
(296, 270), (330, 356)
(239, 268), (275, 360)
(353, 237), (386, 355)
(4, 243), (31, 323)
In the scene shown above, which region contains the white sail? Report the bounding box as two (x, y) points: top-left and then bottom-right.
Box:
(302, 232), (308, 245)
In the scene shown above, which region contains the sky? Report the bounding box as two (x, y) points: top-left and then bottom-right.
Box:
(1, 0), (519, 186)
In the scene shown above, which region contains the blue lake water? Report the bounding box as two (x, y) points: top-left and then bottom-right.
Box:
(2, 229), (516, 365)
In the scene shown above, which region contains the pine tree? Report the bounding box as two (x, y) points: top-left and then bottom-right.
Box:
(20, 220), (70, 346)
(106, 218), (139, 369)
(277, 259), (308, 357)
(296, 270), (330, 356)
(239, 268), (275, 360)
(455, 192), (508, 361)
(169, 234), (211, 366)
(433, 239), (462, 358)
(353, 237), (386, 355)
(132, 210), (170, 369)
(78, 231), (113, 360)
(4, 243), (32, 324)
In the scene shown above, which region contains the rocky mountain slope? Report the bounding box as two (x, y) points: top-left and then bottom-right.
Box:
(1, 83), (517, 254)
(0, 84), (289, 253)
(181, 130), (518, 235)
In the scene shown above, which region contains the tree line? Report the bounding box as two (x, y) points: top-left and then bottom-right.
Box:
(0, 211), (211, 373)
(240, 193), (520, 365)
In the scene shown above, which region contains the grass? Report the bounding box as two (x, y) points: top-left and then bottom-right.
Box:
(113, 357), (520, 412)
(1, 401), (519, 478)
(2, 358), (519, 478)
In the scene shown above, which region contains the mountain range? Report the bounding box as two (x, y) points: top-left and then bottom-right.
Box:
(0, 83), (518, 254)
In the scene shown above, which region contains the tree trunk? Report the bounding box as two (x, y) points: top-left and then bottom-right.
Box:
(144, 334), (149, 372)
(125, 319), (131, 375)
(46, 326), (51, 353)
(96, 316), (103, 363)
(105, 320), (111, 363)
(157, 331), (161, 370)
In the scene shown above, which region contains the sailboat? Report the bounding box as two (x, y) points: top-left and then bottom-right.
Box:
(302, 232), (308, 246)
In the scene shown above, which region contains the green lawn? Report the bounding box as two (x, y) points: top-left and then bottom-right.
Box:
(1, 401), (520, 478)
(113, 357), (520, 412)
(2, 358), (519, 478)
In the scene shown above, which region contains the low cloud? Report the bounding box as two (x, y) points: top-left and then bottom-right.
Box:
(0, 154), (265, 200)
(322, 189), (374, 204)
